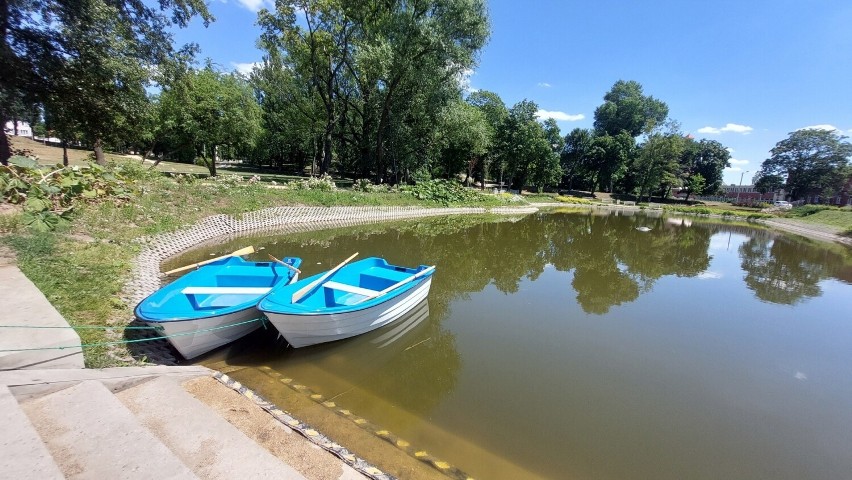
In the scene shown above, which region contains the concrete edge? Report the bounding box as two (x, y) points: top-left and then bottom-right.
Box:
(1, 365), (212, 401)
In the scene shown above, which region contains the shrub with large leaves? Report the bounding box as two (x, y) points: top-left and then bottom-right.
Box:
(0, 156), (136, 231)
(401, 179), (485, 205)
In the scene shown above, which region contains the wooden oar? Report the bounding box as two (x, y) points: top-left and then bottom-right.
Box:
(268, 254), (302, 274)
(291, 252), (358, 303)
(162, 246), (255, 276)
(353, 265), (436, 304)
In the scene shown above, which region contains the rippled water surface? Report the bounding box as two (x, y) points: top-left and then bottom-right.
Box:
(188, 210), (852, 479)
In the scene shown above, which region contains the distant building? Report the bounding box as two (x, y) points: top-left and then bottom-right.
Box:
(720, 184), (783, 204)
(3, 120), (31, 137)
(827, 177), (852, 206)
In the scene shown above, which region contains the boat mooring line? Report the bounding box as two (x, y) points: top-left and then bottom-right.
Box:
(0, 324), (164, 330)
(254, 366), (474, 480)
(0, 318), (264, 353)
(213, 372), (395, 480)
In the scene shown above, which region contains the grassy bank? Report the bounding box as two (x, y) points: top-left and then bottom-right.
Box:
(0, 161), (514, 366)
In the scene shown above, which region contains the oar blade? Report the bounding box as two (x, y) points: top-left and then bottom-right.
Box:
(162, 246), (256, 276)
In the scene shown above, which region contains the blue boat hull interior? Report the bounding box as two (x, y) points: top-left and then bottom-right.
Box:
(259, 257), (433, 314)
(135, 255), (302, 322)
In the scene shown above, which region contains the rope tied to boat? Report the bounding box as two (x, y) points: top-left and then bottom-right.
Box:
(0, 317), (266, 353)
(0, 324), (165, 330)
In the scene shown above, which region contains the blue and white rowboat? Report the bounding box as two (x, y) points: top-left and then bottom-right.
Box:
(258, 256), (435, 348)
(135, 254), (302, 359)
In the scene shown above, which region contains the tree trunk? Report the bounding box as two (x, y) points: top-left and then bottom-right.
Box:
(93, 138), (107, 165)
(12, 118), (18, 135)
(0, 105), (10, 164)
(204, 156), (216, 176)
(321, 127), (332, 175)
(62, 140), (69, 166)
(0, 131), (9, 165)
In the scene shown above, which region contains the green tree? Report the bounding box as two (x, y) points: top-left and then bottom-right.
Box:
(159, 67), (262, 176)
(0, 0), (212, 164)
(495, 100), (540, 190)
(467, 90), (508, 189)
(753, 172), (786, 195)
(679, 138), (730, 196)
(250, 55), (321, 173)
(436, 99), (491, 182)
(757, 129), (852, 200)
(633, 123), (686, 202)
(682, 173), (706, 202)
(49, 0), (152, 164)
(593, 80), (669, 137)
(257, 0), (489, 181)
(561, 128), (593, 191)
(590, 131), (634, 194)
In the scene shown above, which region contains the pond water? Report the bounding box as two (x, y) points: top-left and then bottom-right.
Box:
(186, 210), (852, 480)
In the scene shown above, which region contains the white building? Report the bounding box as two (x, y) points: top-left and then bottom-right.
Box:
(3, 120), (32, 137)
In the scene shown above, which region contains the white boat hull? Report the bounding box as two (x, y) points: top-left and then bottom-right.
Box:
(266, 278), (432, 348)
(146, 308), (264, 360)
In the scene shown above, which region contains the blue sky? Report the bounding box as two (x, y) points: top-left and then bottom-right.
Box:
(171, 0), (852, 185)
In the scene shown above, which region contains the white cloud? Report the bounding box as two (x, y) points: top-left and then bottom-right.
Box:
(236, 0), (272, 12)
(729, 158), (749, 165)
(537, 82), (552, 88)
(231, 62), (261, 75)
(724, 166), (745, 172)
(798, 124), (839, 132)
(696, 271), (723, 280)
(726, 147), (735, 153)
(722, 123), (753, 134)
(697, 123), (754, 135)
(535, 109), (585, 122)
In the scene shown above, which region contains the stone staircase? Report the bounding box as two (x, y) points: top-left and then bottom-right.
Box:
(0, 264), (366, 480)
(0, 367), (332, 479)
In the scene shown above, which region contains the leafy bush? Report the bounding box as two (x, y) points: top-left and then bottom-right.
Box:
(790, 204), (830, 217)
(554, 195), (594, 205)
(287, 174), (337, 191)
(402, 179), (484, 205)
(0, 156), (135, 231)
(211, 173), (245, 186)
(351, 178), (392, 193)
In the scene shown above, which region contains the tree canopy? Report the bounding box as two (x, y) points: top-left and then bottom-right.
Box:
(0, 0), (212, 164)
(756, 129), (852, 200)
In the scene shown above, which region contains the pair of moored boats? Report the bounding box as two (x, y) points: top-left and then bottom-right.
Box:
(134, 247), (435, 359)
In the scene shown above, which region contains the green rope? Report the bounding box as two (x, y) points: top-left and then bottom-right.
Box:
(0, 325), (164, 330)
(0, 317), (265, 353)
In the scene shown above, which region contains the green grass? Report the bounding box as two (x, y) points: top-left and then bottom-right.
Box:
(788, 208), (852, 231)
(663, 205), (773, 219)
(3, 232), (130, 367)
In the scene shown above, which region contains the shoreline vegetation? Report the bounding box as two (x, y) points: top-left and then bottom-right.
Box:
(2, 138), (851, 367)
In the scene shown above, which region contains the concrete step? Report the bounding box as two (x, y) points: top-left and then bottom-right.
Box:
(116, 376), (307, 480)
(0, 265), (84, 370)
(0, 385), (64, 479)
(20, 380), (198, 479)
(0, 365), (212, 401)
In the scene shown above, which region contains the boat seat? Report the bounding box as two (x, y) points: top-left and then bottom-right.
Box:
(181, 287), (272, 295)
(323, 281), (379, 297)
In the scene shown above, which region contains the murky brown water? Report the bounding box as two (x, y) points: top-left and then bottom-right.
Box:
(186, 210), (852, 480)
